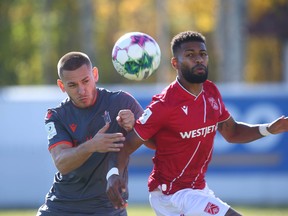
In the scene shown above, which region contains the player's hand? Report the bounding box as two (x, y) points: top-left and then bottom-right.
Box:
(106, 174), (128, 209)
(90, 123), (125, 153)
(268, 116), (288, 134)
(117, 109), (135, 132)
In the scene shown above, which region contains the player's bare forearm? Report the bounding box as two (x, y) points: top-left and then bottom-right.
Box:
(144, 139), (156, 150)
(218, 117), (264, 143)
(50, 143), (93, 175)
(51, 124), (125, 175)
(107, 130), (144, 209)
(117, 130), (144, 174)
(218, 116), (288, 144)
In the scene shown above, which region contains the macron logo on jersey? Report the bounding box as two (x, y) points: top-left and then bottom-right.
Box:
(181, 105), (188, 115)
(179, 124), (218, 139)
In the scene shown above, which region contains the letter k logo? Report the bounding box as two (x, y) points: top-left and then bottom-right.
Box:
(181, 106), (188, 115)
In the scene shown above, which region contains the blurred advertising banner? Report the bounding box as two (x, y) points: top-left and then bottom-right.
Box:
(0, 84), (287, 207)
(129, 84), (288, 175)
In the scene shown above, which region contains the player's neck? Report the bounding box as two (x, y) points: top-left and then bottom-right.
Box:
(178, 78), (203, 96)
(186, 84), (203, 96)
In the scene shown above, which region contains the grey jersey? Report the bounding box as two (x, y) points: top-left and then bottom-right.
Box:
(39, 88), (143, 216)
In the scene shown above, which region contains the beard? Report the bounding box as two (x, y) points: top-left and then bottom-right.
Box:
(181, 64), (208, 84)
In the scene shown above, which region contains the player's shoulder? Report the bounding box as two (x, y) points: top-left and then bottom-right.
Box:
(98, 87), (139, 109)
(98, 87), (132, 98)
(55, 98), (73, 112)
(203, 80), (221, 94)
(203, 80), (217, 88)
(150, 81), (178, 108)
(44, 98), (70, 121)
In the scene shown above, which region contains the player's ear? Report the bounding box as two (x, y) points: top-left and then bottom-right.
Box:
(92, 67), (99, 82)
(171, 57), (178, 70)
(57, 79), (66, 93)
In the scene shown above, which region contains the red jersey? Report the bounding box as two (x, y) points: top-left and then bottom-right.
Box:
(134, 79), (230, 195)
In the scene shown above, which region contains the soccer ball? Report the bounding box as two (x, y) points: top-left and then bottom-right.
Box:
(112, 32), (161, 81)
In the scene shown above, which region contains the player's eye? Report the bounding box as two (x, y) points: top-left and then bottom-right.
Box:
(83, 79), (90, 84)
(68, 84), (77, 88)
(186, 53), (195, 57)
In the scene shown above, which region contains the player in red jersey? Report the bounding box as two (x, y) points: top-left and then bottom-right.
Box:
(106, 31), (288, 216)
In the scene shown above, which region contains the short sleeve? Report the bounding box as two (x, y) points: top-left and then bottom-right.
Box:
(134, 99), (168, 141)
(44, 109), (73, 150)
(212, 86), (231, 123)
(118, 91), (144, 119)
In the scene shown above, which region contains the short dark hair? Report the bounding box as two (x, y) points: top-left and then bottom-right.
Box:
(171, 31), (206, 56)
(57, 51), (92, 78)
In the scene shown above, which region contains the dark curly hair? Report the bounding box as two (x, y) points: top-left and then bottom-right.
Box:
(171, 31), (206, 56)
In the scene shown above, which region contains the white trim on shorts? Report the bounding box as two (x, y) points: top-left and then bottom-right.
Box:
(149, 184), (230, 216)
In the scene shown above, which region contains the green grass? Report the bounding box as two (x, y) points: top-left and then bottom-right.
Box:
(236, 206), (288, 216)
(1, 205), (288, 216)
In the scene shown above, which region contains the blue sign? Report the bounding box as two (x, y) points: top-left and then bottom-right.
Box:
(129, 94), (288, 174)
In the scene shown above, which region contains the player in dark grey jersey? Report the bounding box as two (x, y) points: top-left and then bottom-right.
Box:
(36, 51), (143, 216)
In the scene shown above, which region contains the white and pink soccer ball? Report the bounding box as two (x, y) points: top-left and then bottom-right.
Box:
(112, 32), (161, 81)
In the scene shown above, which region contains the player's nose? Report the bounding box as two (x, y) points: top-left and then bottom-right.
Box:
(77, 85), (86, 95)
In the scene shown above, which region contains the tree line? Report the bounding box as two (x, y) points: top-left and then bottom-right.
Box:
(0, 0), (286, 86)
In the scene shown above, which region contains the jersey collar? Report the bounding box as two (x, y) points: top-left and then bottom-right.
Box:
(176, 77), (204, 99)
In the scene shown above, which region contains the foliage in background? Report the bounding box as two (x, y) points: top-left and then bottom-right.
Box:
(0, 0), (286, 86)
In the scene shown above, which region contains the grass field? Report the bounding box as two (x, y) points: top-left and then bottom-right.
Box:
(1, 205), (288, 216)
